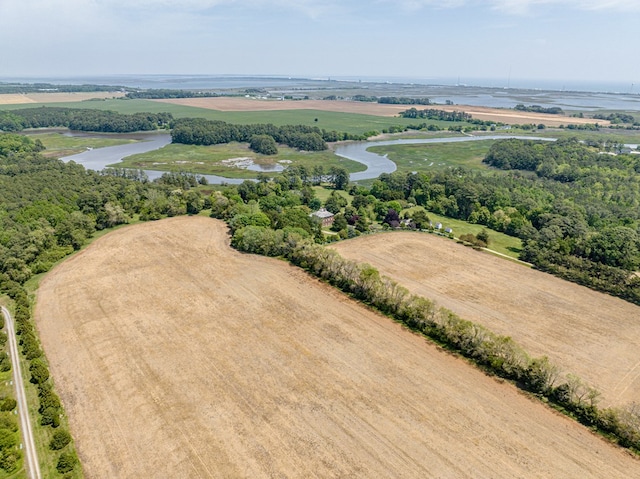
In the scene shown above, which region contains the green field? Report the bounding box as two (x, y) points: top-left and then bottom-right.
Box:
(25, 132), (136, 158)
(0, 99), (471, 135)
(115, 142), (365, 178)
(403, 207), (523, 259)
(368, 140), (496, 174)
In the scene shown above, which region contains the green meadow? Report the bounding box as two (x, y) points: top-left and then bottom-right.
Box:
(115, 142), (365, 179)
(402, 206), (523, 259)
(368, 140), (496, 174)
(25, 132), (136, 157)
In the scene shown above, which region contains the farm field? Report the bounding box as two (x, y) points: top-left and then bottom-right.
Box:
(331, 232), (640, 407)
(0, 92), (125, 104)
(34, 217), (640, 478)
(156, 96), (603, 127)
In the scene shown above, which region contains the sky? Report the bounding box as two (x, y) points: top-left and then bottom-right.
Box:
(1, 0), (638, 88)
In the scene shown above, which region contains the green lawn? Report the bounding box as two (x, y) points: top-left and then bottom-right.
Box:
(115, 142), (365, 179)
(312, 186), (354, 205)
(25, 132), (136, 158)
(368, 140), (496, 174)
(403, 207), (523, 259)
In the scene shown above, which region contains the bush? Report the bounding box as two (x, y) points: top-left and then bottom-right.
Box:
(40, 407), (60, 427)
(56, 451), (78, 474)
(49, 430), (72, 450)
(0, 413), (17, 432)
(29, 358), (50, 384)
(0, 398), (16, 412)
(0, 450), (18, 472)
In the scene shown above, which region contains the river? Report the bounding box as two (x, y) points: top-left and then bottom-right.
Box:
(61, 132), (563, 184)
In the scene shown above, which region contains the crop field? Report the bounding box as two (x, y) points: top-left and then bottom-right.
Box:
(115, 142), (365, 178)
(156, 97), (603, 127)
(332, 232), (640, 407)
(0, 92), (125, 105)
(368, 140), (496, 173)
(34, 217), (640, 478)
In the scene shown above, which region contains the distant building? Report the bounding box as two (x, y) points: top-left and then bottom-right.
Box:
(310, 208), (335, 227)
(435, 222), (443, 230)
(444, 227), (453, 234)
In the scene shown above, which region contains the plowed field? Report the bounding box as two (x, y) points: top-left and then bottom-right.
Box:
(35, 217), (640, 478)
(0, 92), (125, 104)
(332, 232), (640, 407)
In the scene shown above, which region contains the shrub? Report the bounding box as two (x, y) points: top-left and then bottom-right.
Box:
(40, 407), (60, 428)
(0, 413), (17, 432)
(56, 451), (78, 474)
(0, 398), (16, 412)
(50, 430), (72, 450)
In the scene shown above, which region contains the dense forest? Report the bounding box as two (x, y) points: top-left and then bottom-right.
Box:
(0, 107), (172, 133)
(399, 107), (472, 122)
(361, 138), (640, 304)
(170, 118), (372, 151)
(592, 112), (637, 125)
(514, 104), (564, 115)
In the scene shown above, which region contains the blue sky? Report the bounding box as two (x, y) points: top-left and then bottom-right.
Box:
(1, 0), (638, 88)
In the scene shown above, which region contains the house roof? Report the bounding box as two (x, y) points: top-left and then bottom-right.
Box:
(311, 208), (334, 219)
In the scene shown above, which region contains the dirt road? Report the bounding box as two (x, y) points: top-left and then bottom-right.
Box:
(2, 306), (41, 479)
(35, 217), (640, 478)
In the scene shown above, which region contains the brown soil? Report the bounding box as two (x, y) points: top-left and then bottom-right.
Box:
(153, 97), (604, 127)
(35, 217), (640, 478)
(332, 232), (640, 407)
(0, 92), (125, 105)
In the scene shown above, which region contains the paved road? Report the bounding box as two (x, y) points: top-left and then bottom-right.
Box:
(2, 306), (41, 479)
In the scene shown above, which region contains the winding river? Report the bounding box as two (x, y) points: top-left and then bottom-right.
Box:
(62, 133), (556, 184)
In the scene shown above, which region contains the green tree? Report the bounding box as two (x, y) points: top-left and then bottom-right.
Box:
(49, 430), (72, 450)
(324, 191), (348, 214)
(249, 134), (278, 155)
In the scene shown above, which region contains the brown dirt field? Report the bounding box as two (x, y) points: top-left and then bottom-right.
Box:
(332, 232), (640, 407)
(35, 217), (640, 478)
(153, 97), (604, 127)
(0, 92), (125, 105)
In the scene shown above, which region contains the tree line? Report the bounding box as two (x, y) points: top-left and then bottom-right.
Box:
(399, 107), (472, 122)
(514, 104), (564, 115)
(125, 89), (221, 99)
(0, 107), (172, 133)
(171, 118), (372, 151)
